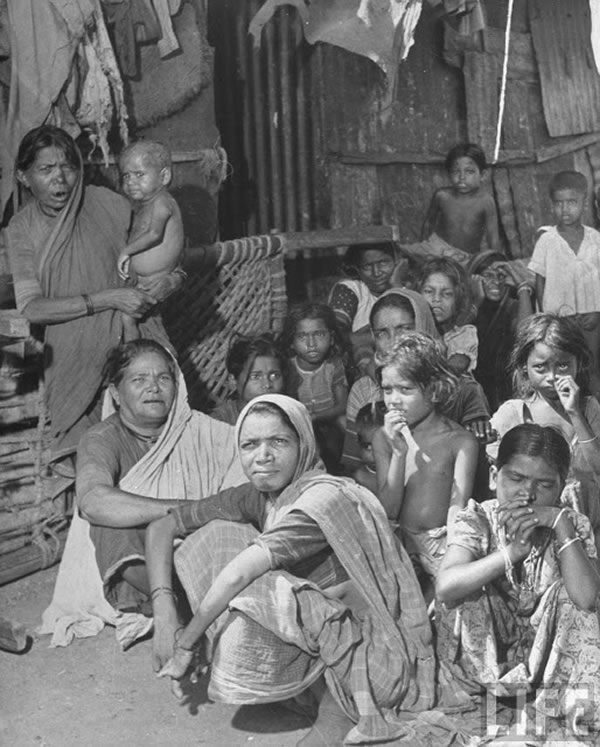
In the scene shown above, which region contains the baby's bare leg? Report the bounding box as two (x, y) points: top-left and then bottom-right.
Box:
(122, 312), (141, 342)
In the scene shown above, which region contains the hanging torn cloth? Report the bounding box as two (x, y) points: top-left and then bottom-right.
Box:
(76, 12), (129, 163)
(1, 0), (129, 210)
(426, 0), (485, 36)
(249, 0), (424, 77)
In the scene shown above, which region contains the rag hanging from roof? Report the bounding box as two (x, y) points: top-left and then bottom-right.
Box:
(1, 0), (128, 210)
(249, 0), (424, 89)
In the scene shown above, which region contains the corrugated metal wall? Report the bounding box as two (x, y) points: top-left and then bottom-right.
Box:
(208, 0), (320, 239)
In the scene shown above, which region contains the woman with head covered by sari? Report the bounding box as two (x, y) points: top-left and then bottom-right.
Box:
(146, 394), (438, 745)
(4, 125), (180, 455)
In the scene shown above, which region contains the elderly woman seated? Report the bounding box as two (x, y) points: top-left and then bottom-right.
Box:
(146, 394), (437, 745)
(40, 340), (245, 647)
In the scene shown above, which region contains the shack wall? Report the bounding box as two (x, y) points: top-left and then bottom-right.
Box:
(210, 0), (600, 296)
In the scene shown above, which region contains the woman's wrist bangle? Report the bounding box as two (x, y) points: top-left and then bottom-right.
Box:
(150, 586), (178, 604)
(576, 435), (598, 445)
(551, 507), (567, 531)
(517, 283), (533, 296)
(174, 626), (194, 654)
(557, 536), (581, 555)
(82, 294), (94, 316)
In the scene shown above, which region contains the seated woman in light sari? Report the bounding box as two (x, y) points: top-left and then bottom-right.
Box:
(436, 423), (600, 737)
(40, 340), (246, 648)
(146, 394), (438, 746)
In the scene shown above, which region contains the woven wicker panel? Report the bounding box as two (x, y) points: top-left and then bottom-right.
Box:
(163, 236), (287, 411)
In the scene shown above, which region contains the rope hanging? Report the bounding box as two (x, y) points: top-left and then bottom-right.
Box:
(493, 0), (515, 163)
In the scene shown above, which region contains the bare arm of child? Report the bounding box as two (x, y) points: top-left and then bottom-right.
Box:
(446, 430), (478, 529)
(372, 413), (409, 519)
(534, 273), (545, 312)
(311, 382), (348, 423)
(421, 189), (442, 240)
(556, 375), (600, 475)
(118, 195), (174, 279)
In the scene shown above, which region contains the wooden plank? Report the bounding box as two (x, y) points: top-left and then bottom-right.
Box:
(537, 132), (600, 163)
(586, 142), (600, 197)
(509, 165), (543, 257)
(492, 168), (522, 258)
(483, 27), (536, 80)
(0, 615), (28, 652)
(0, 529), (67, 585)
(336, 149), (531, 165)
(529, 0), (600, 137)
(378, 163), (444, 243)
(502, 80), (534, 155)
(463, 51), (499, 158)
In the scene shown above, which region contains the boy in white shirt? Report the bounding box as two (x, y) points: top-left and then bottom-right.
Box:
(528, 170), (600, 395)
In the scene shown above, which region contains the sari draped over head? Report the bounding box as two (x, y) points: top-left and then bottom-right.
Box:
(39, 359), (246, 648)
(375, 287), (440, 336)
(5, 154), (169, 442)
(176, 394), (459, 744)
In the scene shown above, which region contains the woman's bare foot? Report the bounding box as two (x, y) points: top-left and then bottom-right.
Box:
(297, 690), (353, 746)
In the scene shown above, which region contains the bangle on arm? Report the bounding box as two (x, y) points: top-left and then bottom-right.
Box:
(551, 507), (567, 531)
(82, 294), (94, 316)
(174, 626), (195, 655)
(557, 536), (581, 555)
(576, 435), (598, 445)
(150, 586), (178, 604)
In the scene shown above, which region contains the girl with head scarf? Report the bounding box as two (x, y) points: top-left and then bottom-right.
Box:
(146, 394), (439, 745)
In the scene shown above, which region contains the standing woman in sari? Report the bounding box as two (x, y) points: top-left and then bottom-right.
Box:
(4, 125), (179, 454)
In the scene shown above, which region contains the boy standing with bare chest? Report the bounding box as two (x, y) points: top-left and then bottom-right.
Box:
(372, 333), (478, 589)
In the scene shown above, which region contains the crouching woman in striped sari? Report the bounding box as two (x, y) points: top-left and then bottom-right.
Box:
(146, 394), (437, 745)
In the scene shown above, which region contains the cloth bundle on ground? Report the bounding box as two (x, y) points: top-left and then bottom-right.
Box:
(39, 363), (246, 648)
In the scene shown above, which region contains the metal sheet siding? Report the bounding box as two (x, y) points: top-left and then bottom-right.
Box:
(529, 0), (600, 137)
(209, 0), (318, 238)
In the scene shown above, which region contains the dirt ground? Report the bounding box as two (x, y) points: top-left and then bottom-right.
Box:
(0, 566), (311, 747)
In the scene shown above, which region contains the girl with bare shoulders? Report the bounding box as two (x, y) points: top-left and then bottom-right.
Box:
(372, 332), (479, 591)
